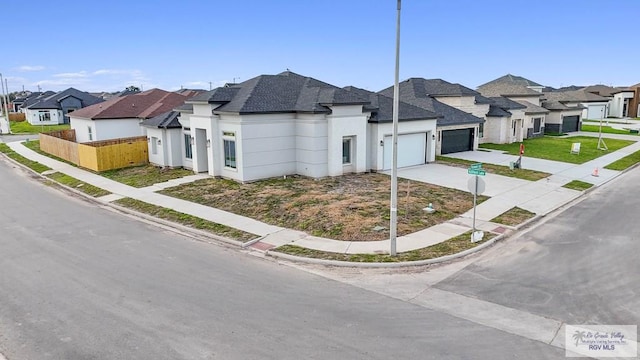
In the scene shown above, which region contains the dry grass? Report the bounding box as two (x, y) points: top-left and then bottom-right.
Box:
(490, 207), (535, 226)
(273, 231), (495, 262)
(161, 173), (487, 241)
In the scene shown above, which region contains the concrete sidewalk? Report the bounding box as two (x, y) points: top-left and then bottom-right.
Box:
(3, 133), (637, 255)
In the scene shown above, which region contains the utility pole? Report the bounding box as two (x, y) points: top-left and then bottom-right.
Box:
(390, 0), (401, 256)
(0, 73), (11, 134)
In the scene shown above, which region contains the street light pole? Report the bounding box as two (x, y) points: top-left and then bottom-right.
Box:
(390, 0), (402, 256)
(0, 73), (11, 134)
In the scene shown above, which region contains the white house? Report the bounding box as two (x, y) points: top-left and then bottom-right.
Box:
(141, 110), (185, 168)
(172, 71), (439, 182)
(610, 89), (635, 118)
(23, 88), (103, 125)
(69, 89), (194, 143)
(478, 75), (549, 138)
(378, 78), (484, 154)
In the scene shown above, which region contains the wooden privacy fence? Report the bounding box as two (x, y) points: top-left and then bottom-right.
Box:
(39, 131), (148, 172)
(79, 136), (148, 172)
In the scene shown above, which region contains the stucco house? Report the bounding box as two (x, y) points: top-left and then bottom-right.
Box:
(484, 97), (527, 144)
(141, 110), (184, 168)
(24, 88), (103, 125)
(379, 78), (484, 154)
(610, 86), (638, 118)
(478, 75), (549, 138)
(173, 71), (439, 182)
(69, 89), (196, 143)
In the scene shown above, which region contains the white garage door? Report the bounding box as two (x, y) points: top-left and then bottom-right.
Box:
(587, 105), (606, 120)
(383, 133), (426, 170)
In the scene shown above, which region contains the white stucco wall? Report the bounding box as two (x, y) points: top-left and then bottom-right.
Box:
(326, 105), (368, 177)
(435, 96), (490, 119)
(71, 116), (142, 143)
(295, 114), (328, 178)
(609, 92), (633, 118)
(480, 117), (510, 144)
(584, 102), (608, 120)
(26, 109), (63, 125)
(369, 119), (437, 170)
(146, 127), (166, 166)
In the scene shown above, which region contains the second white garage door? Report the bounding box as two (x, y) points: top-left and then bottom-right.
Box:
(383, 133), (426, 170)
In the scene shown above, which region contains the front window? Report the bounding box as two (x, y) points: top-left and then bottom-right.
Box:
(342, 138), (352, 164)
(87, 126), (93, 141)
(224, 139), (236, 168)
(184, 134), (192, 159)
(478, 123), (484, 138)
(38, 111), (50, 122)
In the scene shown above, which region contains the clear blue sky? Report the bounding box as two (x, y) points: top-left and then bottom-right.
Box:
(4, 0), (638, 93)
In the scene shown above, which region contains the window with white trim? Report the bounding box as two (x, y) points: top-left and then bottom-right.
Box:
(224, 139), (236, 168)
(38, 111), (51, 122)
(478, 123), (484, 138)
(87, 126), (93, 141)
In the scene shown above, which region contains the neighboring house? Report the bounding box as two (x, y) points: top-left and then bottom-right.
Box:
(174, 71), (439, 182)
(69, 88), (196, 143)
(478, 74), (549, 138)
(379, 78), (484, 154)
(484, 97), (527, 144)
(610, 86), (638, 118)
(541, 90), (609, 130)
(24, 88), (104, 125)
(141, 110), (184, 168)
(17, 91), (55, 113)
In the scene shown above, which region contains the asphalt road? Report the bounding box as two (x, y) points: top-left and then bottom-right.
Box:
(436, 167), (640, 326)
(0, 157), (564, 359)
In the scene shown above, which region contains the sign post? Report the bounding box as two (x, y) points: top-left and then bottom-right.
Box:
(467, 164), (486, 242)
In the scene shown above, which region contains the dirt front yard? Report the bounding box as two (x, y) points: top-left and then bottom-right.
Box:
(160, 173), (486, 241)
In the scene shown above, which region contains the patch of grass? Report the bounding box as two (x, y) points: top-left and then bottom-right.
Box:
(10, 121), (70, 134)
(113, 197), (259, 242)
(479, 136), (634, 164)
(46, 172), (111, 197)
(21, 140), (78, 167)
(160, 173), (488, 241)
(273, 231), (495, 262)
(0, 143), (51, 173)
(604, 149), (640, 171)
(100, 165), (195, 188)
(581, 124), (637, 135)
(436, 156), (550, 181)
(490, 207), (535, 226)
(562, 180), (593, 191)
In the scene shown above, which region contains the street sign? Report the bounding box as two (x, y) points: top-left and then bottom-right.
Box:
(467, 168), (486, 176)
(470, 163), (482, 169)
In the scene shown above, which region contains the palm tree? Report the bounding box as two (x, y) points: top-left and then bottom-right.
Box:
(572, 330), (586, 346)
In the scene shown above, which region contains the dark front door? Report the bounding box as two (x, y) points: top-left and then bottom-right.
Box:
(441, 128), (474, 154)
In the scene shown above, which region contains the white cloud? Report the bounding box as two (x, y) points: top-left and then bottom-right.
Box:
(16, 65), (45, 72)
(52, 71), (88, 78)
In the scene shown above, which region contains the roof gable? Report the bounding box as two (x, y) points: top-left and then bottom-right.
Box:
(25, 87), (104, 110)
(69, 89), (189, 120)
(343, 86), (439, 122)
(213, 71), (370, 114)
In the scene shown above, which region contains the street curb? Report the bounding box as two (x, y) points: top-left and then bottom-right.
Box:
(265, 233), (505, 268)
(0, 152), (248, 249)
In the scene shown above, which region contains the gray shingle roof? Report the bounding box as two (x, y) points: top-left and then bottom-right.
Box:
(343, 86), (439, 122)
(378, 80), (484, 126)
(387, 78), (480, 97)
(475, 95), (494, 104)
(478, 82), (542, 97)
(21, 91), (56, 108)
(140, 110), (182, 129)
(26, 88), (103, 110)
(580, 85), (618, 97)
(486, 104), (511, 117)
(542, 90), (608, 103)
(213, 71), (369, 114)
(489, 96), (527, 110)
(480, 74), (543, 87)
(514, 100), (549, 114)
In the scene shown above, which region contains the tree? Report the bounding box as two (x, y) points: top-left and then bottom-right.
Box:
(125, 85), (140, 92)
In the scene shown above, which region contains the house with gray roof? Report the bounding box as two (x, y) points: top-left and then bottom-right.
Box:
(379, 78), (485, 154)
(141, 110), (184, 168)
(24, 88), (103, 125)
(172, 71), (440, 182)
(541, 90), (610, 131)
(478, 75), (549, 138)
